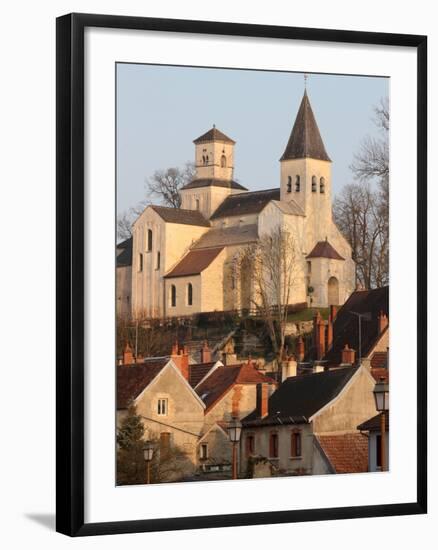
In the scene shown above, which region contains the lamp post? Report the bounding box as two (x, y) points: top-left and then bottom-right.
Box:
(349, 311), (371, 366)
(227, 416), (242, 480)
(373, 376), (389, 471)
(143, 441), (154, 484)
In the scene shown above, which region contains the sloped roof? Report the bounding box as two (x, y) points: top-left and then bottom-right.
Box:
(188, 362), (217, 388)
(370, 351), (388, 370)
(210, 188), (280, 220)
(242, 367), (358, 427)
(150, 205), (210, 227)
(117, 359), (168, 409)
(196, 362), (275, 411)
(116, 237), (132, 267)
(164, 247), (224, 278)
(322, 286), (389, 365)
(192, 224), (258, 249)
(317, 433), (368, 474)
(306, 240), (344, 260)
(358, 412), (389, 432)
(271, 200), (305, 217)
(281, 91), (331, 162)
(181, 178), (247, 191)
(193, 127), (235, 144)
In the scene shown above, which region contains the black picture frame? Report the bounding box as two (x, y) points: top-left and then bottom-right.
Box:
(56, 12), (427, 537)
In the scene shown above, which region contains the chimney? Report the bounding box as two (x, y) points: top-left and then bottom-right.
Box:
(178, 345), (189, 380)
(200, 340), (212, 363)
(282, 356), (298, 381)
(327, 305), (337, 350)
(256, 383), (269, 418)
(313, 311), (326, 360)
(123, 342), (134, 365)
(296, 336), (305, 361)
(341, 344), (356, 365)
(378, 311), (389, 334)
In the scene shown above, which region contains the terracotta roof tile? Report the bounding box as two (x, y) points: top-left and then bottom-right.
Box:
(151, 205), (210, 227)
(188, 362), (216, 388)
(317, 433), (368, 474)
(164, 247), (224, 278)
(306, 240), (344, 260)
(371, 351), (388, 370)
(117, 360), (168, 409)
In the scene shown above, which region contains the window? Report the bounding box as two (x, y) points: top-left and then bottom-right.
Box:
(200, 443), (208, 460)
(291, 431), (302, 457)
(307, 260), (311, 274)
(138, 253), (143, 272)
(157, 398), (168, 416)
(221, 155), (227, 168)
(156, 251), (160, 270)
(147, 229), (153, 251)
(246, 435), (255, 457)
(187, 282), (193, 306)
(376, 434), (382, 469)
(320, 177), (325, 193)
(312, 176), (317, 192)
(195, 198), (200, 211)
(295, 175), (300, 192)
(170, 285), (176, 307)
(269, 433), (279, 458)
(287, 176), (292, 193)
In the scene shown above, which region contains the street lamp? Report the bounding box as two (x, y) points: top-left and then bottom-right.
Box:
(227, 416), (242, 480)
(373, 376), (389, 471)
(143, 440), (154, 484)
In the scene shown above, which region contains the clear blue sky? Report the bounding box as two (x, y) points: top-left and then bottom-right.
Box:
(116, 64), (388, 214)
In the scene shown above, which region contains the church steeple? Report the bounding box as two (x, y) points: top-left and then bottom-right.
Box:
(280, 91), (331, 162)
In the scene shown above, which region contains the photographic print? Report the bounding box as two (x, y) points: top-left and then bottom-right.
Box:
(116, 65), (390, 485)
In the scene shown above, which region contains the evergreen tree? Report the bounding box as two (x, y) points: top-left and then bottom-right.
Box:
(116, 404), (146, 485)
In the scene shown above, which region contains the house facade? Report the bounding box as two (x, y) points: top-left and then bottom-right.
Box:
(130, 91), (356, 318)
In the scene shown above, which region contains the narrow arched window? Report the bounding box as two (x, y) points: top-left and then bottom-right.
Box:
(320, 177), (325, 193)
(312, 176), (317, 192)
(206, 155), (209, 164)
(195, 198), (200, 211)
(287, 176), (292, 193)
(156, 251), (160, 270)
(295, 175), (300, 192)
(147, 229), (153, 251)
(187, 283), (193, 306)
(221, 155), (227, 168)
(170, 285), (176, 307)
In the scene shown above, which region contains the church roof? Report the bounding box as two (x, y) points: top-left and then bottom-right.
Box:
(192, 224), (259, 249)
(210, 188), (280, 220)
(150, 205), (210, 227)
(306, 240), (345, 260)
(181, 178), (247, 191)
(271, 199), (305, 217)
(281, 91), (331, 162)
(164, 247), (224, 278)
(116, 237), (132, 267)
(193, 127), (235, 144)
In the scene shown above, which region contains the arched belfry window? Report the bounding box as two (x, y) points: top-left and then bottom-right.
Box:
(320, 177), (325, 193)
(295, 175), (301, 192)
(170, 285), (176, 307)
(312, 176), (317, 193)
(147, 229), (153, 251)
(287, 176), (292, 193)
(187, 283), (193, 306)
(195, 198), (200, 211)
(221, 155), (227, 168)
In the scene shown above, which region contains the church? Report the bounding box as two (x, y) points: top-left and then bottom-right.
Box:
(129, 90), (355, 319)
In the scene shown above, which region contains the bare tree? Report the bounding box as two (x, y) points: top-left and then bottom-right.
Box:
(117, 210), (135, 241)
(145, 162), (195, 209)
(234, 227), (298, 373)
(334, 97), (389, 289)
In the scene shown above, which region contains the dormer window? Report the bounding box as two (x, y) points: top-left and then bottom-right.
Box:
(320, 177), (325, 193)
(312, 176), (317, 192)
(287, 176), (292, 193)
(295, 175), (300, 192)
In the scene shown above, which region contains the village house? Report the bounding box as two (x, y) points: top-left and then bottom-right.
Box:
(130, 90), (356, 319)
(358, 410), (390, 472)
(240, 365), (376, 477)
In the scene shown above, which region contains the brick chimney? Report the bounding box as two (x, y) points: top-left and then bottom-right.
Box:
(256, 383), (269, 418)
(123, 342), (134, 365)
(170, 342), (189, 380)
(200, 340), (212, 363)
(327, 305), (337, 350)
(296, 336), (305, 361)
(378, 311), (389, 334)
(313, 311), (326, 360)
(341, 344), (356, 365)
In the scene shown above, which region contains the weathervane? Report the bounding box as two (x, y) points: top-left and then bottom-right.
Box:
(304, 73), (309, 90)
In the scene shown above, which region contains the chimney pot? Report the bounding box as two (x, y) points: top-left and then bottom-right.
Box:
(256, 383), (269, 418)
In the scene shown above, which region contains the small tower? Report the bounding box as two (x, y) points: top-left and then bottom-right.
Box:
(280, 90), (332, 242)
(180, 126), (247, 218)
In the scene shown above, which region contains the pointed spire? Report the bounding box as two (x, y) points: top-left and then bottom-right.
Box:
(280, 91), (331, 162)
